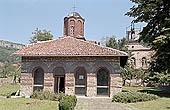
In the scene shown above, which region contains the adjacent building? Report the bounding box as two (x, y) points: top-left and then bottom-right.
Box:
(126, 24), (152, 69)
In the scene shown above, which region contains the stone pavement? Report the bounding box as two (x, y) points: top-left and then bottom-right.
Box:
(75, 97), (136, 110)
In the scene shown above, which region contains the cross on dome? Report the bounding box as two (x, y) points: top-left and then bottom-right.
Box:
(72, 5), (77, 12)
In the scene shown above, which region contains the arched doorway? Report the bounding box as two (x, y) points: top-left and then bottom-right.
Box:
(33, 67), (44, 91)
(97, 68), (109, 96)
(53, 67), (65, 93)
(75, 67), (86, 95)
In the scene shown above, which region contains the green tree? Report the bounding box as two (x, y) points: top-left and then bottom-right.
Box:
(0, 46), (20, 64)
(126, 0), (170, 73)
(30, 28), (53, 43)
(150, 28), (170, 73)
(117, 37), (128, 51)
(120, 65), (135, 86)
(0, 61), (20, 78)
(100, 36), (110, 46)
(103, 36), (128, 51)
(135, 69), (149, 86)
(106, 36), (119, 49)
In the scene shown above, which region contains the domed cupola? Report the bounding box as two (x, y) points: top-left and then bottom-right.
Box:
(64, 11), (85, 40)
(68, 12), (81, 17)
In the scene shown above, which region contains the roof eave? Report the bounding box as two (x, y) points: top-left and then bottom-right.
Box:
(13, 54), (128, 57)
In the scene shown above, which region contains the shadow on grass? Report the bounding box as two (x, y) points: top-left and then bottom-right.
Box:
(138, 87), (170, 98)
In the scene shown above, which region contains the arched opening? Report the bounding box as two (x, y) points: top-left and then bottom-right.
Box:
(75, 67), (86, 95)
(78, 20), (82, 35)
(53, 67), (65, 93)
(33, 67), (44, 91)
(131, 57), (136, 66)
(97, 68), (109, 96)
(142, 57), (147, 67)
(70, 26), (75, 36)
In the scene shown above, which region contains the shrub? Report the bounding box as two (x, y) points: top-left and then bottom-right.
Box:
(31, 90), (58, 101)
(112, 91), (159, 103)
(59, 95), (77, 110)
(31, 91), (77, 110)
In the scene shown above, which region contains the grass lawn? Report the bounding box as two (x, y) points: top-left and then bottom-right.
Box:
(0, 83), (20, 96)
(0, 98), (59, 110)
(123, 86), (170, 110)
(122, 86), (161, 92)
(129, 98), (170, 110)
(0, 83), (59, 110)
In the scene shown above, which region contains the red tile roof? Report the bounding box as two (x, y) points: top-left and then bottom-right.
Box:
(13, 36), (128, 56)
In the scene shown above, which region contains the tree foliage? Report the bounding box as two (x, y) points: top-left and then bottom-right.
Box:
(0, 61), (20, 78)
(101, 36), (128, 51)
(150, 28), (170, 73)
(126, 0), (170, 45)
(148, 72), (170, 86)
(120, 65), (135, 86)
(121, 65), (149, 86)
(126, 0), (170, 74)
(29, 28), (53, 43)
(0, 46), (20, 64)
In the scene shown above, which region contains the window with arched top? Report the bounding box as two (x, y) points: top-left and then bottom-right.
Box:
(33, 67), (44, 91)
(142, 57), (147, 67)
(78, 20), (82, 34)
(75, 67), (86, 95)
(70, 26), (74, 36)
(97, 68), (109, 96)
(131, 57), (136, 66)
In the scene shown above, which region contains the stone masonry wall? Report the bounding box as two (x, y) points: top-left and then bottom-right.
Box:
(86, 73), (97, 97)
(44, 73), (54, 92)
(20, 73), (33, 96)
(110, 74), (122, 97)
(65, 73), (75, 95)
(20, 56), (122, 97)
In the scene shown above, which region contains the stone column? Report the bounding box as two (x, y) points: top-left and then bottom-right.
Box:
(20, 73), (33, 96)
(65, 73), (75, 95)
(44, 73), (54, 92)
(86, 73), (97, 97)
(110, 74), (122, 97)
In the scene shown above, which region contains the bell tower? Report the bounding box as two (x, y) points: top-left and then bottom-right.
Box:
(64, 12), (85, 40)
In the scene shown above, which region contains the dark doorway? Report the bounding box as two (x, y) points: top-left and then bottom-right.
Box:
(53, 67), (65, 93)
(54, 76), (65, 93)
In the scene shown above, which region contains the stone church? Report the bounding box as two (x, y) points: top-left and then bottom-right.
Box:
(126, 26), (152, 70)
(14, 12), (128, 97)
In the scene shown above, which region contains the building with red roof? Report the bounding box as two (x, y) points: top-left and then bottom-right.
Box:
(14, 12), (128, 97)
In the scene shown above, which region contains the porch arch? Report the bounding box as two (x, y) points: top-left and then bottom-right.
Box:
(74, 67), (87, 95)
(33, 67), (44, 91)
(97, 67), (110, 96)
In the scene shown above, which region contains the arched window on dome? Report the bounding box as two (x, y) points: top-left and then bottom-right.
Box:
(70, 26), (74, 36)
